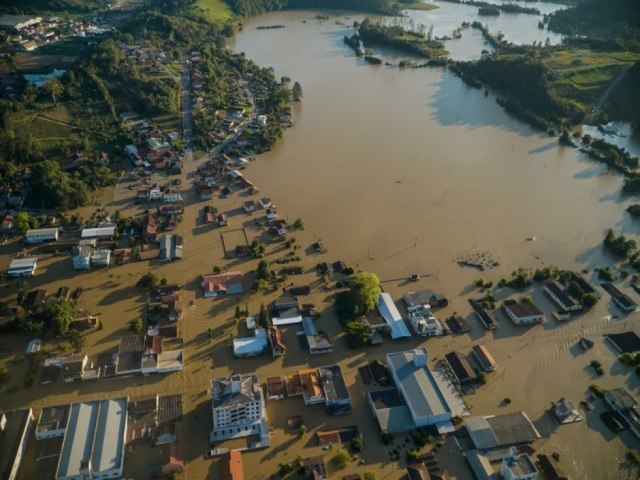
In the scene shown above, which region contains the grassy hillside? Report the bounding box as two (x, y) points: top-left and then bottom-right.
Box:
(193, 0), (234, 21)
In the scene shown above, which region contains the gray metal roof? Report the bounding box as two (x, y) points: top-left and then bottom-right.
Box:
(56, 398), (127, 479)
(483, 412), (540, 448)
(318, 365), (349, 402)
(387, 351), (450, 420)
(466, 416), (499, 450)
(0, 408), (32, 480)
(370, 401), (414, 433)
(503, 300), (544, 318)
(211, 374), (261, 408)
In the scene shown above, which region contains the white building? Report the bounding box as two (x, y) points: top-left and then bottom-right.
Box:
(502, 300), (545, 325)
(25, 227), (59, 244)
(72, 245), (92, 271)
(0, 408), (34, 480)
(91, 249), (111, 268)
(500, 448), (539, 480)
(376, 293), (411, 339)
(80, 225), (116, 241)
(233, 328), (268, 358)
(72, 244), (110, 270)
(367, 349), (466, 434)
(408, 305), (443, 337)
(210, 374), (267, 444)
(55, 398), (127, 480)
(149, 188), (162, 201)
(8, 257), (37, 277)
(163, 192), (182, 203)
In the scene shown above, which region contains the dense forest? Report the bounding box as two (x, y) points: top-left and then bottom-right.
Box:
(455, 56), (583, 128)
(548, 0), (640, 51)
(0, 0), (102, 14)
(227, 0), (397, 17)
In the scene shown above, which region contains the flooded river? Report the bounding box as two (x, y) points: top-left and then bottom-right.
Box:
(229, 10), (640, 479)
(230, 10), (633, 293)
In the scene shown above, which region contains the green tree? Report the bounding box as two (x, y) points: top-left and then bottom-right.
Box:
(13, 211), (38, 234)
(334, 448), (350, 469)
(582, 292), (598, 309)
(129, 316), (143, 333)
(568, 281), (585, 301)
(406, 449), (421, 462)
(293, 217), (306, 230)
(31, 160), (87, 210)
(351, 433), (364, 452)
(344, 321), (372, 348)
(256, 278), (269, 294)
(67, 329), (85, 351)
(136, 272), (158, 289)
(292, 81), (303, 101)
(258, 302), (268, 328)
(44, 299), (75, 336)
(257, 260), (271, 281)
(351, 272), (381, 313)
(43, 77), (64, 106)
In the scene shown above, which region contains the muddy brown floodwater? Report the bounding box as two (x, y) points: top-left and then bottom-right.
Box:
(2, 8), (640, 480)
(227, 10), (640, 480)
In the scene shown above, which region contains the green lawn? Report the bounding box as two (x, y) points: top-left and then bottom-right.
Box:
(565, 64), (624, 88)
(193, 0), (233, 22)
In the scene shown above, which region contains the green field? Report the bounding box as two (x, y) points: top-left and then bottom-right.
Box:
(153, 113), (182, 133)
(545, 50), (640, 71)
(193, 0), (233, 22)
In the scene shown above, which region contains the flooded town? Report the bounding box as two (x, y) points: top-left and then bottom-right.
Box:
(0, 1), (639, 480)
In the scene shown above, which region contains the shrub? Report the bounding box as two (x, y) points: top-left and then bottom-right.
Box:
(129, 317), (143, 333)
(136, 272), (158, 288)
(590, 360), (604, 375)
(406, 449), (421, 462)
(589, 384), (605, 398)
(293, 218), (306, 230)
(351, 433), (364, 452)
(334, 448), (350, 469)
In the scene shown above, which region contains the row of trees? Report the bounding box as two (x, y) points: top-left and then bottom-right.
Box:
(227, 0), (396, 18)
